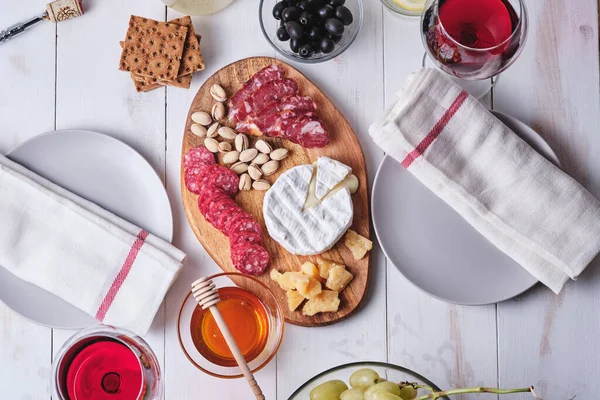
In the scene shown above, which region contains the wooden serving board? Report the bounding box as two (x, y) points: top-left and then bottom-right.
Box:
(181, 57), (370, 327)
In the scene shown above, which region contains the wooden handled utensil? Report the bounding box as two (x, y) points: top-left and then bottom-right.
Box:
(191, 277), (266, 400)
(0, 0), (84, 45)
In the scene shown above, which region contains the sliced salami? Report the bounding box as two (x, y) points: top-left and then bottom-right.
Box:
(233, 79), (299, 125)
(217, 207), (248, 236)
(283, 114), (330, 148)
(184, 166), (204, 194)
(229, 215), (262, 237)
(198, 164), (240, 196)
(230, 230), (263, 247)
(229, 64), (286, 122)
(230, 243), (270, 275)
(184, 146), (215, 170)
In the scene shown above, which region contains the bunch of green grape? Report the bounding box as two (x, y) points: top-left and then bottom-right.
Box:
(309, 368), (418, 400)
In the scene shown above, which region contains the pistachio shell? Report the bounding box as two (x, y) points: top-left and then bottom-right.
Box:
(253, 153), (270, 165)
(252, 179), (271, 191)
(239, 173), (252, 191)
(231, 162), (249, 174)
(248, 164), (263, 180)
(204, 137), (219, 153)
(255, 139), (273, 154)
(269, 148), (289, 161)
(218, 126), (237, 140)
(239, 148), (259, 163)
(207, 122), (220, 138)
(191, 111), (212, 126)
(261, 160), (279, 176)
(212, 102), (226, 121)
(222, 151), (240, 165)
(210, 84), (227, 102)
(218, 142), (232, 153)
(190, 124), (207, 138)
(235, 133), (249, 152)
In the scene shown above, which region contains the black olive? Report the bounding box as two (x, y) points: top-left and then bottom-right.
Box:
(324, 18), (344, 36)
(306, 25), (322, 40)
(273, 2), (288, 20)
(286, 21), (304, 40)
(290, 38), (302, 53)
(311, 41), (322, 53)
(297, 0), (311, 10)
(280, 19), (286, 27)
(317, 5), (334, 19)
(298, 43), (315, 58)
(307, 0), (324, 6)
(328, 0), (345, 5)
(299, 11), (315, 26)
(320, 37), (335, 53)
(277, 26), (291, 41)
(282, 6), (301, 22)
(281, 0), (293, 3)
(327, 32), (342, 43)
(334, 5), (353, 25)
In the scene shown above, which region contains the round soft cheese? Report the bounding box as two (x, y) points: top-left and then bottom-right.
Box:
(263, 164), (353, 255)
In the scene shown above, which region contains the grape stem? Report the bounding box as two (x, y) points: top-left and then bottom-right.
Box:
(408, 385), (539, 400)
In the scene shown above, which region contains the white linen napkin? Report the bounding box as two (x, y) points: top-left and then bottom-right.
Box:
(369, 68), (600, 294)
(0, 153), (185, 334)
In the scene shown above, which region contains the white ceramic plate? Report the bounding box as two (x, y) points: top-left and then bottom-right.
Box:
(1, 130), (174, 328)
(372, 112), (560, 305)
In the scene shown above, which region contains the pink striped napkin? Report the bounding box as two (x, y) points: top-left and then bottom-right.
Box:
(369, 68), (600, 294)
(0, 154), (185, 334)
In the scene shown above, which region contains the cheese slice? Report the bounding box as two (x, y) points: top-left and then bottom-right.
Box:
(315, 156), (352, 200)
(264, 164), (353, 256)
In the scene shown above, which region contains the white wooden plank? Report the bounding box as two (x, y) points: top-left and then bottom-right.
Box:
(0, 3), (56, 399)
(494, 0), (600, 398)
(52, 0), (167, 375)
(382, 10), (499, 399)
(163, 3), (278, 398)
(275, 1), (387, 398)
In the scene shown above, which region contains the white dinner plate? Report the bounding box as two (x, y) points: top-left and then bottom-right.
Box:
(372, 112), (560, 305)
(1, 130), (174, 329)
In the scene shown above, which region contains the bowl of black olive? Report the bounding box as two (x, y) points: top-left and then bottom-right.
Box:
(259, 0), (363, 63)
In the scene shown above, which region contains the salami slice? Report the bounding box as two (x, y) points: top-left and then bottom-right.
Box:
(233, 79), (299, 125)
(184, 166), (204, 194)
(198, 164), (239, 196)
(207, 197), (239, 230)
(184, 146), (215, 170)
(230, 230), (262, 247)
(229, 215), (262, 237)
(230, 243), (270, 275)
(229, 64), (286, 122)
(283, 114), (330, 148)
(217, 207), (247, 236)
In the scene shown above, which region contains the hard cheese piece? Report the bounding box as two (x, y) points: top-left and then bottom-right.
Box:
(344, 229), (373, 260)
(119, 16), (187, 82)
(315, 156), (352, 200)
(317, 257), (343, 279)
(263, 164), (353, 255)
(302, 290), (340, 316)
(326, 265), (354, 292)
(300, 262), (320, 281)
(286, 290), (305, 312)
(296, 277), (322, 299)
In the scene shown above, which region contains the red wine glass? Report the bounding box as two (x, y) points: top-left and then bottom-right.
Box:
(420, 0), (528, 96)
(52, 326), (163, 400)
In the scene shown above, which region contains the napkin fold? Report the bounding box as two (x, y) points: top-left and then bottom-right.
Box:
(369, 68), (600, 294)
(0, 154), (185, 334)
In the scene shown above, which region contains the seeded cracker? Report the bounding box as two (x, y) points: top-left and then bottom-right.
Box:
(119, 16), (187, 82)
(170, 16), (205, 76)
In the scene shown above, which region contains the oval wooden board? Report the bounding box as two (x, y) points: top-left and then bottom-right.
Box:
(181, 56), (370, 327)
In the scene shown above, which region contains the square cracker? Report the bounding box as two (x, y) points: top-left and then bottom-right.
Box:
(133, 73), (192, 92)
(119, 15), (187, 82)
(169, 16), (205, 76)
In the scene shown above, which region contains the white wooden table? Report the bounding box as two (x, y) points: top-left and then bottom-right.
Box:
(1, 0), (599, 399)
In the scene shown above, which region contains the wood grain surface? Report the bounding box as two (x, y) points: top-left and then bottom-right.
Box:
(180, 56), (371, 326)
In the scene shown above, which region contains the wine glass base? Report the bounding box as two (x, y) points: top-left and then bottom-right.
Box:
(421, 53), (499, 100)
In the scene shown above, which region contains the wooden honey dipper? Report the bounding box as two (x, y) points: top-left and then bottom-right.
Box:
(191, 277), (265, 400)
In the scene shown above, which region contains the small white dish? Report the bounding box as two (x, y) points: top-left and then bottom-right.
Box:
(1, 130), (174, 329)
(372, 112), (560, 305)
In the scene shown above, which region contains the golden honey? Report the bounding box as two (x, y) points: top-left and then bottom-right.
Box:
(190, 286), (269, 367)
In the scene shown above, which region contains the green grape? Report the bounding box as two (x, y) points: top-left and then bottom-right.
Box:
(398, 386), (417, 400)
(349, 368), (381, 389)
(364, 382), (402, 400)
(366, 390), (403, 400)
(310, 380), (349, 400)
(340, 388), (365, 400)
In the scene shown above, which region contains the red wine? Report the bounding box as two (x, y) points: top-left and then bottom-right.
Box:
(59, 338), (144, 399)
(438, 0), (518, 49)
(422, 0), (524, 80)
